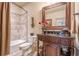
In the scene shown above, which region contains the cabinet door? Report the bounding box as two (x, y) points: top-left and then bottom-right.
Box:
(45, 45), (60, 56)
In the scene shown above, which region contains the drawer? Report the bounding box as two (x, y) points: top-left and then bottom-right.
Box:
(60, 39), (71, 46)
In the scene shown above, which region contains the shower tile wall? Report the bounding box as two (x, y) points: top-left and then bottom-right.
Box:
(10, 13), (28, 41)
(10, 3), (28, 55)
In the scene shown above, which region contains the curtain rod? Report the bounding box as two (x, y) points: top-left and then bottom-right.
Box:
(12, 2), (27, 13)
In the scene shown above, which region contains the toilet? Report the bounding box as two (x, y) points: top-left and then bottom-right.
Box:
(19, 42), (32, 56)
(19, 36), (37, 56)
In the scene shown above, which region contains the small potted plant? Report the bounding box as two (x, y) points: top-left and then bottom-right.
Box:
(39, 20), (48, 30)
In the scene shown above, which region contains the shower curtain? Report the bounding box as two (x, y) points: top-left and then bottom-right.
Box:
(0, 2), (10, 56)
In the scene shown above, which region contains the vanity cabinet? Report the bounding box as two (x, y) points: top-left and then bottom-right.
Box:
(44, 44), (60, 56)
(37, 34), (74, 56)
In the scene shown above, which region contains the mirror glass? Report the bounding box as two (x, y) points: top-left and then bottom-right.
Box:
(45, 4), (66, 26)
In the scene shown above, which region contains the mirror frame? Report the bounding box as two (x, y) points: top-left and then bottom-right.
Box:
(42, 2), (71, 30)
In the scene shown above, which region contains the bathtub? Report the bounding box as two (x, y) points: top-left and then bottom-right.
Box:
(10, 40), (26, 46)
(10, 40), (26, 55)
(10, 38), (33, 55)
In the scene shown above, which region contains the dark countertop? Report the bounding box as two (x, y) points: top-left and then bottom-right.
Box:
(38, 34), (75, 39)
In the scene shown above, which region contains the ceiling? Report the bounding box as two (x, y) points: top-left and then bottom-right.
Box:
(14, 2), (57, 7)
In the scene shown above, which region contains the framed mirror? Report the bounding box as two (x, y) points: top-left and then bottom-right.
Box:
(42, 2), (71, 30)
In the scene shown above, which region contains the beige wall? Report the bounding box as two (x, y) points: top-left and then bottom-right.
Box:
(23, 2), (79, 45)
(23, 2), (56, 37)
(10, 2), (79, 45)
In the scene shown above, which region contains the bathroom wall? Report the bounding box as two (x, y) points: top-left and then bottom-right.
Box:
(23, 2), (57, 37)
(10, 3), (28, 41)
(22, 2), (77, 39)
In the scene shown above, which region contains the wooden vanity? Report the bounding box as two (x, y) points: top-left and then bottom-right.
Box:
(37, 34), (74, 56)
